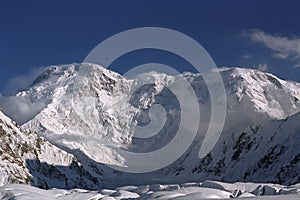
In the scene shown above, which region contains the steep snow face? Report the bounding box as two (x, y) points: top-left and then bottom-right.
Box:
(7, 63), (300, 185)
(22, 64), (181, 168)
(0, 110), (102, 189)
(22, 64), (135, 167)
(221, 67), (300, 120)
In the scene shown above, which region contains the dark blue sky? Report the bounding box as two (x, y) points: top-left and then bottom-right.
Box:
(1, 0), (300, 93)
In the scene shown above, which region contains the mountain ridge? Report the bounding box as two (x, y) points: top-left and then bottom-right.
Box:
(0, 109), (103, 189)
(0, 63), (300, 188)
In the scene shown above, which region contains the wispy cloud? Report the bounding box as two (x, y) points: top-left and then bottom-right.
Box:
(0, 66), (48, 124)
(244, 29), (300, 67)
(242, 54), (252, 59)
(3, 66), (46, 94)
(0, 96), (46, 124)
(258, 63), (268, 72)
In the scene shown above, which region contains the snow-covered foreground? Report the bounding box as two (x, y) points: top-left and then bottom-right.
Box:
(0, 181), (299, 200)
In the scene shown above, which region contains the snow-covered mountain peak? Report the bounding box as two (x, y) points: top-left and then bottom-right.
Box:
(14, 64), (299, 169)
(16, 64), (300, 119)
(1, 63), (300, 190)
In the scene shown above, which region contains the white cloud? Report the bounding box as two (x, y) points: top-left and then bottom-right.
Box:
(243, 54), (252, 59)
(0, 96), (46, 124)
(273, 52), (289, 59)
(258, 63), (268, 72)
(245, 29), (300, 67)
